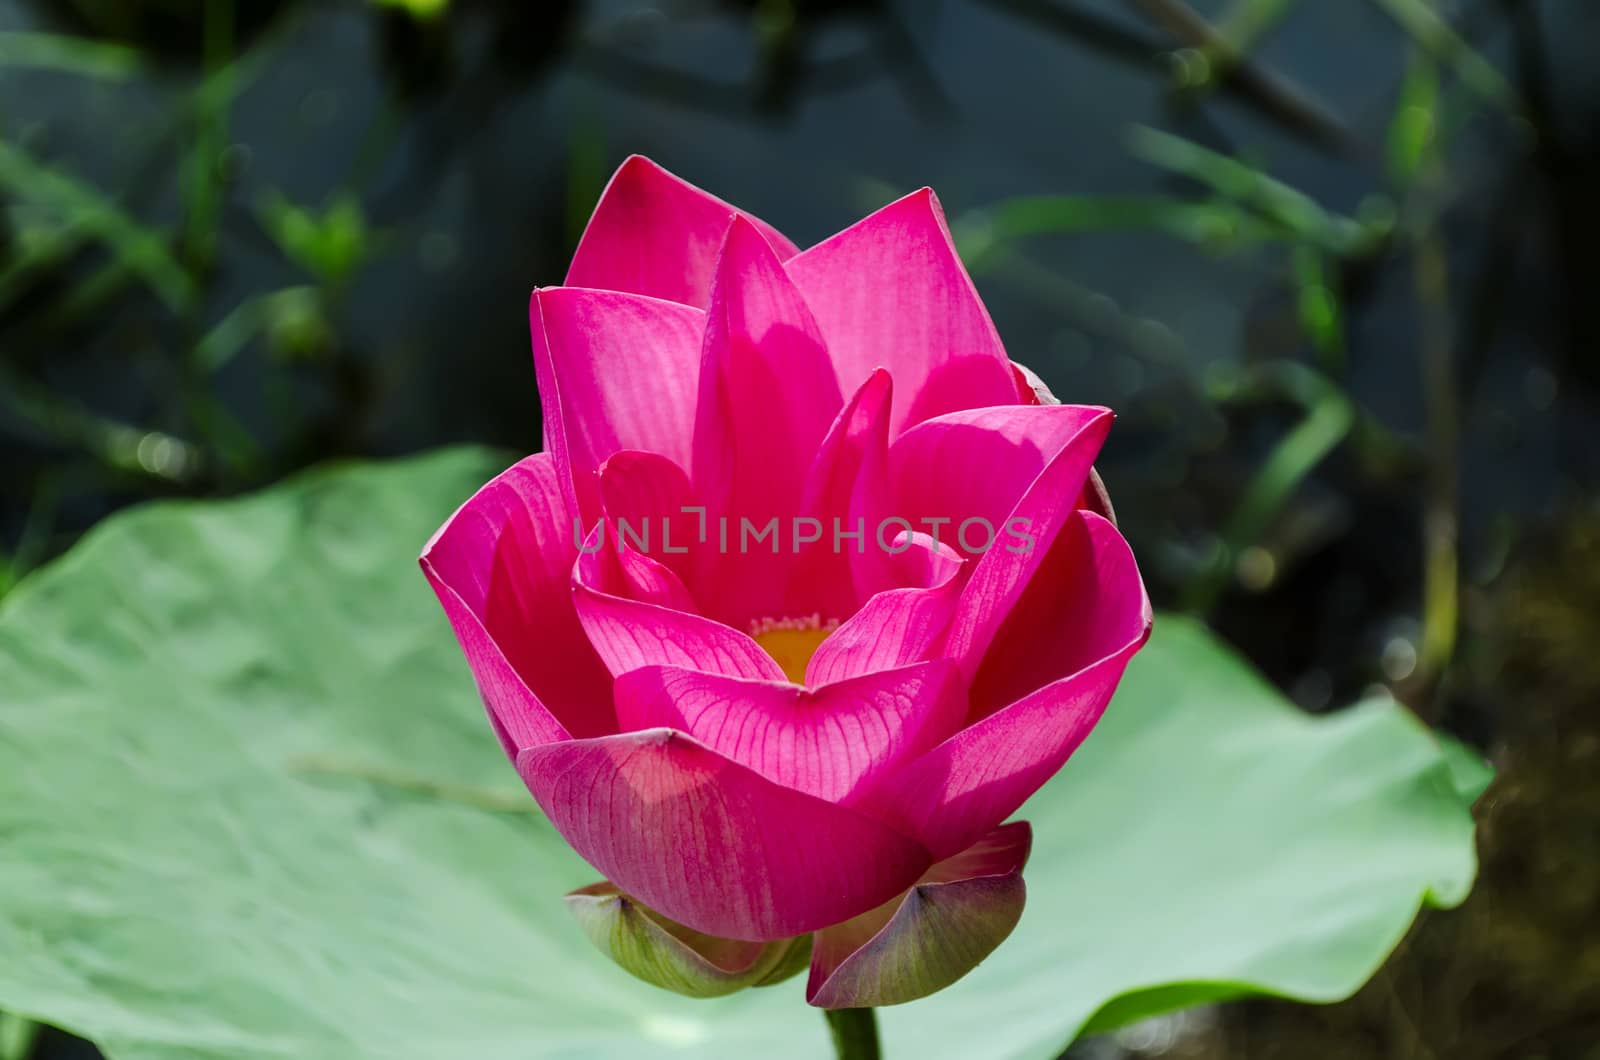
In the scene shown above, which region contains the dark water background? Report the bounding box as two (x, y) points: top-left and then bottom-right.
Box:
(2, 1), (1597, 1056)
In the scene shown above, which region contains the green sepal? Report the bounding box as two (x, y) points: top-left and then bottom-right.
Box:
(566, 882), (809, 999)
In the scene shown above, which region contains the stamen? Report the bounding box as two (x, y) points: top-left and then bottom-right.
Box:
(750, 614), (839, 685)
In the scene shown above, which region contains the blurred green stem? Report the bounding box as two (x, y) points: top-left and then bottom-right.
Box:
(0, 1010), (39, 1060)
(1412, 229), (1459, 710)
(1182, 362), (1355, 615)
(1394, 31), (1461, 714)
(824, 1008), (880, 1060)
(0, 140), (194, 312)
(1367, 0), (1518, 114)
(182, 0), (236, 271)
(0, 363), (203, 485)
(1209, 0), (1298, 72)
(1126, 126), (1377, 255)
(1123, 0), (1356, 153)
(0, 31), (145, 79)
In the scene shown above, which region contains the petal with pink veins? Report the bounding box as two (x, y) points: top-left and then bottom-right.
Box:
(786, 188), (1017, 434)
(1009, 361), (1119, 523)
(566, 155), (798, 308)
(531, 287), (704, 523)
(419, 453), (613, 748)
(804, 537), (964, 686)
(807, 821), (1031, 1008)
(890, 403), (1112, 553)
(597, 450), (703, 588)
(873, 514), (1151, 859)
(916, 408), (1117, 678)
(969, 508), (1150, 717)
(517, 729), (932, 941)
(787, 369), (895, 615)
(609, 541), (699, 613)
(613, 660), (965, 804)
(692, 217), (844, 623)
(572, 533), (785, 682)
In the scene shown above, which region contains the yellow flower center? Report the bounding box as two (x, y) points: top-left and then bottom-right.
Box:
(750, 615), (838, 685)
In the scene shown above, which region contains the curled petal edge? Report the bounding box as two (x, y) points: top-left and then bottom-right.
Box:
(1012, 359), (1116, 526)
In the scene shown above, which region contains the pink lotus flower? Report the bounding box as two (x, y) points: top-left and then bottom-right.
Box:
(422, 156), (1151, 1006)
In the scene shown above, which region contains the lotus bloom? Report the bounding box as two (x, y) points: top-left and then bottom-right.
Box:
(422, 156), (1151, 1007)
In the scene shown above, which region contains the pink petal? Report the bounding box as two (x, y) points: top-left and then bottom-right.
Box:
(798, 368), (893, 524)
(969, 509), (1150, 717)
(572, 539), (785, 682)
(921, 819), (1032, 883)
(691, 217), (844, 624)
(612, 660), (965, 804)
(786, 189), (1017, 435)
(596, 450), (703, 589)
(804, 539), (964, 686)
(786, 369), (895, 615)
(517, 729), (931, 940)
(531, 287), (704, 523)
(909, 407), (1115, 678)
(420, 454), (613, 747)
(422, 575), (568, 757)
(565, 155), (799, 308)
(609, 540), (699, 612)
(890, 403), (1112, 553)
(874, 514), (1151, 859)
(806, 822), (1031, 1008)
(1008, 362), (1119, 524)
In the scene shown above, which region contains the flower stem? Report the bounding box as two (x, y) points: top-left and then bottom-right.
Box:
(824, 1008), (881, 1060)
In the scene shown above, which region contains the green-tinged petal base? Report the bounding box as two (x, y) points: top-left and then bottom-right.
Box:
(567, 883), (808, 999)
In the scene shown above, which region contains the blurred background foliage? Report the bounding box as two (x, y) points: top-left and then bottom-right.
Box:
(0, 0), (1595, 1057)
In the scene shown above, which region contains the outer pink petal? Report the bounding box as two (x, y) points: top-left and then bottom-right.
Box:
(1010, 360), (1119, 524)
(786, 188), (1018, 435)
(889, 403), (1112, 553)
(420, 454), (613, 748)
(926, 408), (1117, 678)
(572, 540), (785, 682)
(806, 822), (1031, 1008)
(804, 539), (964, 686)
(969, 509), (1149, 717)
(612, 661), (965, 804)
(874, 514), (1151, 859)
(691, 217), (843, 624)
(517, 729), (931, 940)
(531, 287), (704, 523)
(565, 155), (799, 308)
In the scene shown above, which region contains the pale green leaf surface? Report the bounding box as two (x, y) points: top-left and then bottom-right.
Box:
(0, 449), (1480, 1059)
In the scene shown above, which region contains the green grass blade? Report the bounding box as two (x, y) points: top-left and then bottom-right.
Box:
(1184, 363), (1356, 613)
(0, 31), (145, 79)
(959, 194), (1283, 268)
(1367, 0), (1517, 114)
(1127, 125), (1370, 254)
(0, 142), (194, 312)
